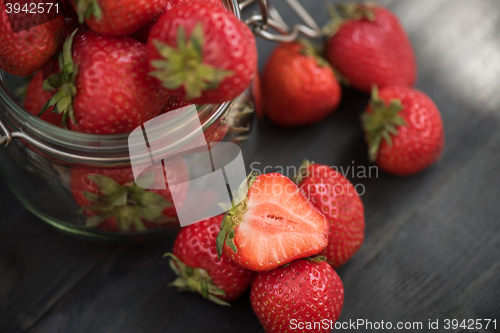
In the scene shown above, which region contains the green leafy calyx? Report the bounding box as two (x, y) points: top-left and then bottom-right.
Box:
(39, 29), (79, 127)
(149, 23), (234, 100)
(164, 253), (230, 307)
(361, 86), (406, 162)
(297, 39), (329, 68)
(323, 2), (378, 37)
(295, 159), (313, 185)
(82, 172), (174, 232)
(76, 0), (103, 24)
(215, 172), (258, 259)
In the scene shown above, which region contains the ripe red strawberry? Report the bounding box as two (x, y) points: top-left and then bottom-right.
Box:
(70, 161), (188, 232)
(262, 41), (342, 127)
(23, 71), (63, 126)
(362, 86), (444, 176)
(217, 173), (329, 271)
(0, 1), (66, 76)
(325, 3), (416, 93)
(74, 0), (169, 37)
(297, 161), (365, 268)
(251, 258), (344, 333)
(147, 1), (257, 104)
(165, 215), (256, 305)
(42, 30), (169, 134)
(160, 97), (190, 115)
(164, 0), (223, 10)
(131, 0), (224, 44)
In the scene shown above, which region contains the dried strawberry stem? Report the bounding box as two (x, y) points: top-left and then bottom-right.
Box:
(164, 253), (230, 307)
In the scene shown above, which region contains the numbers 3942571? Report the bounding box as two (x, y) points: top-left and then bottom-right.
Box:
(5, 2), (59, 14)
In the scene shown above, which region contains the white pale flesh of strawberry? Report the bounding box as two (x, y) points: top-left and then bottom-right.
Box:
(237, 175), (328, 266)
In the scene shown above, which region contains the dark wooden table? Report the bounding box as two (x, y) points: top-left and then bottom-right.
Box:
(1, 0), (500, 332)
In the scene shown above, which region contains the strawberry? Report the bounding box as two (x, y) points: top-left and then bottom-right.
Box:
(362, 86), (445, 176)
(164, 0), (223, 10)
(0, 1), (66, 76)
(250, 258), (344, 333)
(262, 41), (342, 127)
(23, 71), (63, 126)
(147, 1), (257, 104)
(74, 0), (169, 37)
(70, 161), (188, 232)
(165, 215), (256, 305)
(41, 30), (169, 134)
(131, 0), (224, 44)
(216, 173), (329, 271)
(160, 97), (191, 115)
(297, 161), (365, 268)
(159, 97), (228, 142)
(324, 3), (416, 93)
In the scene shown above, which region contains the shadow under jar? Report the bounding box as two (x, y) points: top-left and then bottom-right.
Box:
(0, 0), (255, 242)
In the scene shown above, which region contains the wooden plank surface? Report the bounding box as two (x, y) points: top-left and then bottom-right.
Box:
(1, 0), (500, 332)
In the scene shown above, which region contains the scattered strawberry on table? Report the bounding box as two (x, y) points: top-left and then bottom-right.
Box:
(0, 0), (452, 330)
(0, 0), (67, 76)
(297, 161), (365, 268)
(147, 1), (257, 104)
(216, 173), (329, 271)
(362, 86), (445, 176)
(262, 41), (342, 127)
(324, 2), (417, 93)
(251, 257), (344, 333)
(165, 214), (256, 305)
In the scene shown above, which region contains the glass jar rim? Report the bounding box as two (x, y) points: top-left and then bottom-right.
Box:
(0, 0), (242, 166)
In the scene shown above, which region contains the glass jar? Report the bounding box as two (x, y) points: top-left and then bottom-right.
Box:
(0, 0), (255, 242)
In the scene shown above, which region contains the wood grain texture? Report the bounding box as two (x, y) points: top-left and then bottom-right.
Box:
(1, 0), (500, 332)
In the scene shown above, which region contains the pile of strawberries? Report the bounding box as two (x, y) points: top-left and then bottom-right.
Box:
(159, 3), (446, 332)
(0, 0), (258, 232)
(261, 2), (445, 176)
(1, 0), (447, 331)
(166, 166), (364, 333)
(0, 0), (257, 134)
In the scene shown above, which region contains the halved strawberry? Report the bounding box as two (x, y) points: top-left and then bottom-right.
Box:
(217, 173), (329, 271)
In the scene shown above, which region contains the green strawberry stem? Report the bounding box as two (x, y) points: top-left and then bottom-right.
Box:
(149, 23), (234, 100)
(164, 253), (230, 307)
(81, 173), (175, 232)
(305, 255), (327, 263)
(323, 2), (377, 36)
(297, 39), (329, 68)
(361, 86), (407, 162)
(294, 159), (313, 185)
(76, 0), (103, 24)
(216, 172), (258, 259)
(40, 29), (79, 127)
